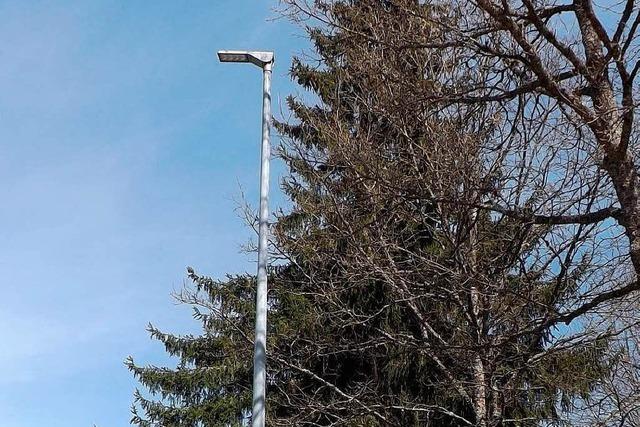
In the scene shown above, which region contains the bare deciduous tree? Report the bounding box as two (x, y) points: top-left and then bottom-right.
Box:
(274, 0), (640, 425)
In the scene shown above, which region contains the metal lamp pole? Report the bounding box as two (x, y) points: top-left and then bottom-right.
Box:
(217, 50), (274, 427)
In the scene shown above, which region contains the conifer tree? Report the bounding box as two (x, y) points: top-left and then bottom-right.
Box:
(128, 1), (617, 426)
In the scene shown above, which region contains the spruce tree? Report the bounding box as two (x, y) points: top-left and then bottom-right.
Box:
(128, 1), (612, 426)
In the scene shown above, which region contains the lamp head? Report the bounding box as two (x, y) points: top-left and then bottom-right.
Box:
(217, 50), (274, 68)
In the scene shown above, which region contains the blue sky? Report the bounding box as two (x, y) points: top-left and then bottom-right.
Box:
(0, 1), (306, 425)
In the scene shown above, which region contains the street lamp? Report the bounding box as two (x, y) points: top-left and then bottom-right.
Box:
(217, 50), (274, 427)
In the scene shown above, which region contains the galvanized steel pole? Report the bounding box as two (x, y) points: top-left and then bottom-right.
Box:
(216, 50), (274, 427)
(252, 59), (271, 427)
